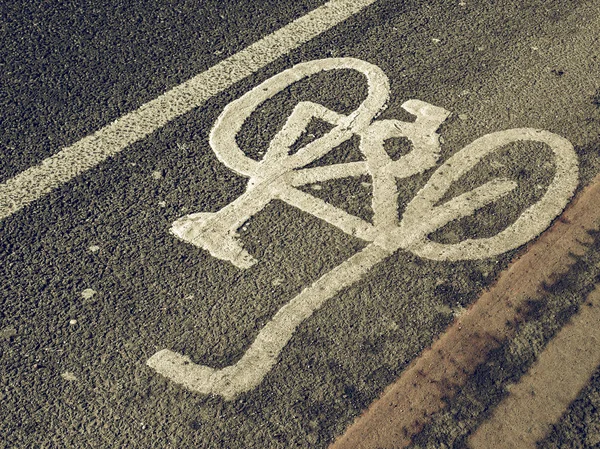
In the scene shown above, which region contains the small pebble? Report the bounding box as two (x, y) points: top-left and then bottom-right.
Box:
(158, 201), (167, 207)
(61, 372), (78, 382)
(88, 245), (100, 253)
(458, 113), (468, 120)
(386, 320), (399, 331)
(310, 184), (323, 191)
(0, 327), (17, 339)
(152, 170), (163, 180)
(69, 319), (78, 326)
(81, 289), (96, 300)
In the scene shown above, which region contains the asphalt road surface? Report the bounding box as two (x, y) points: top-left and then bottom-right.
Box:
(2, 0), (600, 447)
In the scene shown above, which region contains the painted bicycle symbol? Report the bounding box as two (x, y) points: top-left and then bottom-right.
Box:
(147, 58), (578, 400)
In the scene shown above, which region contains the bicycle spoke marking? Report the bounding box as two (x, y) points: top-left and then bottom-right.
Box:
(146, 58), (578, 400)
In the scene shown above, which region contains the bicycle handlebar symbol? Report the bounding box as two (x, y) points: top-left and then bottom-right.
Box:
(147, 58), (578, 400)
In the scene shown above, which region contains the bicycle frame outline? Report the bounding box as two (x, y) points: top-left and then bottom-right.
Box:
(147, 58), (578, 399)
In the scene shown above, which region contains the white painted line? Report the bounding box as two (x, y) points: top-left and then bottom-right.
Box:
(0, 0), (380, 221)
(469, 286), (600, 449)
(149, 58), (578, 399)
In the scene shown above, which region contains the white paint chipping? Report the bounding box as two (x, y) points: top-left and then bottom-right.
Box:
(0, 0), (380, 221)
(149, 58), (578, 399)
(61, 372), (78, 382)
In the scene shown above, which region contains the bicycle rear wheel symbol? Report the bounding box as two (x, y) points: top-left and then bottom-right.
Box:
(147, 58), (578, 399)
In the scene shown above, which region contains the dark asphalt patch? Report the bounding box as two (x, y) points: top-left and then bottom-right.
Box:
(0, 0), (329, 183)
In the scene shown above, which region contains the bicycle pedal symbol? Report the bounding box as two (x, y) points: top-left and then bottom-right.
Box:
(147, 58), (578, 399)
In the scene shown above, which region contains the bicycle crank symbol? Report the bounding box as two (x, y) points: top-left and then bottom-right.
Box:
(147, 58), (578, 400)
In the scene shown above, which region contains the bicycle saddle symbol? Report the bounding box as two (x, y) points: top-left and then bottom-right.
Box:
(147, 58), (578, 400)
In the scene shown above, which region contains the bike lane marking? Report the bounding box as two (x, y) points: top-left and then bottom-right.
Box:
(468, 285), (600, 449)
(0, 0), (378, 221)
(145, 57), (577, 400)
(329, 170), (600, 448)
(2, 4), (596, 448)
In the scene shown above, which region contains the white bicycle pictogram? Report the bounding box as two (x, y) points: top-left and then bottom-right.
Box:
(147, 58), (578, 400)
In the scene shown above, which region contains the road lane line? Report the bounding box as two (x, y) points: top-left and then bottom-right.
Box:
(329, 171), (600, 449)
(0, 0), (379, 221)
(468, 286), (600, 449)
